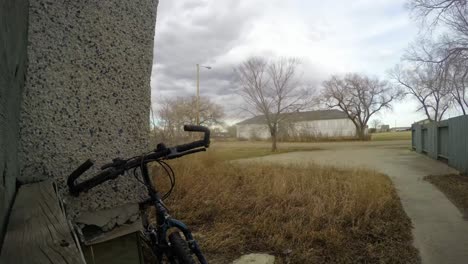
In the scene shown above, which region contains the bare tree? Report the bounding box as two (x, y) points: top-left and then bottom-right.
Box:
(407, 0), (468, 64)
(322, 73), (401, 139)
(391, 62), (452, 121)
(394, 1), (467, 120)
(235, 57), (313, 151)
(409, 0), (467, 28)
(371, 119), (382, 130)
(157, 96), (224, 143)
(446, 58), (468, 114)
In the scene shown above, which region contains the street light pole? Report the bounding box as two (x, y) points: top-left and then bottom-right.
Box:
(196, 64), (200, 125)
(195, 64), (211, 125)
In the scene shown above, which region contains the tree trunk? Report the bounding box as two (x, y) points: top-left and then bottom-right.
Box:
(355, 125), (367, 140)
(271, 134), (277, 152)
(268, 123), (279, 152)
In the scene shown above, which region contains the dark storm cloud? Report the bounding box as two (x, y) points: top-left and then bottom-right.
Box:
(150, 0), (287, 120)
(151, 1), (271, 103)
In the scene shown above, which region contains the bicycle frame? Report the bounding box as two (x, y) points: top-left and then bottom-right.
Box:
(139, 162), (208, 264)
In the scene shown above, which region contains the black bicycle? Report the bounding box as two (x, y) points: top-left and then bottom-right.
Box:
(68, 125), (210, 264)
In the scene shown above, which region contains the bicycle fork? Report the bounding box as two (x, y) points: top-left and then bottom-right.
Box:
(166, 218), (208, 264)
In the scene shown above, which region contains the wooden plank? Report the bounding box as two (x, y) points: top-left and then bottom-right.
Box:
(0, 180), (85, 264)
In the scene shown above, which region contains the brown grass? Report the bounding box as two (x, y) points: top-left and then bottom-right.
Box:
(371, 131), (412, 141)
(151, 152), (419, 263)
(278, 134), (367, 142)
(210, 141), (322, 160)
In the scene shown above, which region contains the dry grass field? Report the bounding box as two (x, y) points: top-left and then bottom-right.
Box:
(371, 131), (412, 141)
(151, 149), (419, 263)
(210, 141), (322, 160)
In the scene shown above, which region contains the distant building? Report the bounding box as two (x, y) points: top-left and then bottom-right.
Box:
(377, 124), (390, 132)
(415, 119), (432, 125)
(212, 131), (230, 139)
(391, 127), (411, 132)
(236, 110), (357, 140)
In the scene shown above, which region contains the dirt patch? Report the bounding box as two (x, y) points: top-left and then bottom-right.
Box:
(425, 174), (468, 219)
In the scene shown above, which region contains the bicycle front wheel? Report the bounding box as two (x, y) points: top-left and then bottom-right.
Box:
(168, 232), (196, 264)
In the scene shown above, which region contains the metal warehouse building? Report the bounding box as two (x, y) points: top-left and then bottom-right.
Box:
(236, 110), (356, 140)
(412, 115), (468, 174)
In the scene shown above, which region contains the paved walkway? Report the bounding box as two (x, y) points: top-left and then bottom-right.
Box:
(245, 140), (468, 264)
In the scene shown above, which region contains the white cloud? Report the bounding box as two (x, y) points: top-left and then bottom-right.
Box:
(151, 0), (426, 126)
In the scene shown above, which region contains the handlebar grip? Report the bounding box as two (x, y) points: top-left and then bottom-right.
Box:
(70, 170), (119, 196)
(67, 159), (94, 195)
(183, 125), (209, 133)
(183, 125), (210, 147)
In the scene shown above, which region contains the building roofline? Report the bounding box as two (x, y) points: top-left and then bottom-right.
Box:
(236, 109), (349, 125)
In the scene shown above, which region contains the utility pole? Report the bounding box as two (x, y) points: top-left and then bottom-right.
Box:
(195, 64), (211, 125)
(196, 64), (200, 125)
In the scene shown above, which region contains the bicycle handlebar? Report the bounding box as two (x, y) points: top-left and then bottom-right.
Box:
(67, 125), (210, 196)
(183, 125), (210, 145)
(176, 125), (210, 151)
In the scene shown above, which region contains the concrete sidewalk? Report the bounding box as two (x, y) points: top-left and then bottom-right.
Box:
(247, 141), (468, 264)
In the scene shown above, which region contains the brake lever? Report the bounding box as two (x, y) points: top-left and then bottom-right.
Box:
(101, 158), (126, 170)
(155, 143), (167, 152)
(166, 148), (206, 160)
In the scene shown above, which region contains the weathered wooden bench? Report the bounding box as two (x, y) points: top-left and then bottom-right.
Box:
(0, 180), (85, 263)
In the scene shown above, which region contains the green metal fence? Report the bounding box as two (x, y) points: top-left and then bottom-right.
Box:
(412, 115), (468, 174)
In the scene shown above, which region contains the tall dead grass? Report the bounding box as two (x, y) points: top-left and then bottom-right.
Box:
(151, 152), (419, 263)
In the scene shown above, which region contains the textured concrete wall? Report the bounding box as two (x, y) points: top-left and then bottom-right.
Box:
(0, 0), (29, 239)
(18, 0), (158, 220)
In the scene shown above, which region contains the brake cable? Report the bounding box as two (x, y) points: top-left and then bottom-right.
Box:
(157, 160), (176, 200)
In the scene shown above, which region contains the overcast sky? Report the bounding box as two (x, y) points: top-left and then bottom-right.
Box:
(151, 0), (433, 127)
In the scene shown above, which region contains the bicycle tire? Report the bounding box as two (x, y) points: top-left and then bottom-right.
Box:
(168, 232), (196, 264)
(138, 232), (159, 264)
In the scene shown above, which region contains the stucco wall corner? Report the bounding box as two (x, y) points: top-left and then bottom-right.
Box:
(19, 0), (159, 222)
